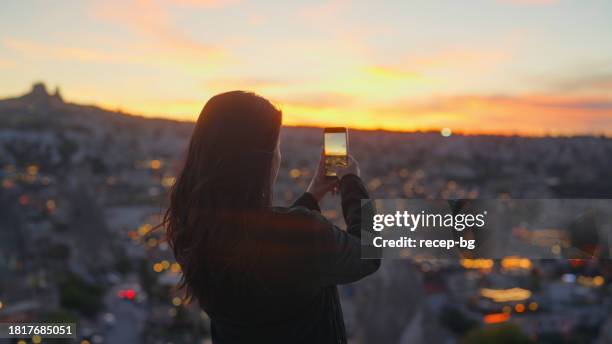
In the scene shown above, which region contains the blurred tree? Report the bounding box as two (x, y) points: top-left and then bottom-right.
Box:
(461, 323), (534, 344)
(59, 273), (105, 316)
(439, 305), (478, 335)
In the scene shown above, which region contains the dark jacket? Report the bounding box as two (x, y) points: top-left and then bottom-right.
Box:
(198, 174), (380, 343)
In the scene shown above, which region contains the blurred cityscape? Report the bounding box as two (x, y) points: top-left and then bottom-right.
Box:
(1, 83), (612, 344)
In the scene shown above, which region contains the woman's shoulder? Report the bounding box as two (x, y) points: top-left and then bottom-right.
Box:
(271, 205), (313, 216)
(256, 206), (332, 237)
(270, 205), (329, 224)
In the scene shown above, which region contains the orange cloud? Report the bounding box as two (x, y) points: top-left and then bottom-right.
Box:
(2, 37), (130, 64)
(405, 47), (512, 71)
(109, 97), (205, 120)
(92, 0), (226, 59)
(0, 57), (17, 69)
(364, 66), (422, 81)
(272, 91), (612, 136)
(276, 92), (357, 109)
(205, 77), (291, 92)
(372, 93), (612, 135)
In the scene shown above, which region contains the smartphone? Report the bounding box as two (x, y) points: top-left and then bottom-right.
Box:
(324, 127), (348, 177)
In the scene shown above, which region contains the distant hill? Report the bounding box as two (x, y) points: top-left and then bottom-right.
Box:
(3, 82), (612, 199)
(0, 83), (194, 171)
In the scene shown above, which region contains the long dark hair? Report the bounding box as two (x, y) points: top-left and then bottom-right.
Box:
(163, 91), (282, 301)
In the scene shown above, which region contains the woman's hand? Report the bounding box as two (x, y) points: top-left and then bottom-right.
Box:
(306, 152), (338, 201)
(335, 155), (360, 180)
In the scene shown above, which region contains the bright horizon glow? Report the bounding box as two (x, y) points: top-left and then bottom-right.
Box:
(0, 0), (611, 136)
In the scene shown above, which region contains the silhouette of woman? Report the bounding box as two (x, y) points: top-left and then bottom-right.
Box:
(163, 91), (380, 343)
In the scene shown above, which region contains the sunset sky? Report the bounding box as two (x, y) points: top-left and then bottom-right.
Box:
(1, 0), (611, 135)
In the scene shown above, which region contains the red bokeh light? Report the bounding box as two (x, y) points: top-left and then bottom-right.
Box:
(18, 195), (29, 205)
(117, 289), (136, 300)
